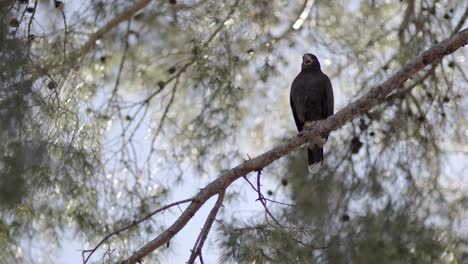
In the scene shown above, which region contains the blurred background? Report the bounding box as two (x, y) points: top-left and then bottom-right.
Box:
(1, 0), (467, 263)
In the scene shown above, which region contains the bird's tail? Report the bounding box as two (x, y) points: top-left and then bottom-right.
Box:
(307, 146), (323, 174)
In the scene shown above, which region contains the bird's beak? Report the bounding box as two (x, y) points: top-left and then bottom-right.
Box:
(303, 56), (313, 65)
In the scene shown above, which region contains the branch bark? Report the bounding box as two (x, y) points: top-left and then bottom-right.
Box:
(123, 28), (468, 264)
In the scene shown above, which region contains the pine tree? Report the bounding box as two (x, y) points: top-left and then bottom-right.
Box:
(1, 0), (467, 263)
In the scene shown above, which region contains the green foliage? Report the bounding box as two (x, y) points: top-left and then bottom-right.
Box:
(0, 0), (467, 263)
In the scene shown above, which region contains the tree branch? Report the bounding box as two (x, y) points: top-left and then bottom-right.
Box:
(82, 198), (192, 264)
(187, 191), (225, 264)
(254, 170), (283, 227)
(272, 0), (312, 41)
(398, 0), (414, 46)
(122, 28), (468, 264)
(40, 0), (152, 74)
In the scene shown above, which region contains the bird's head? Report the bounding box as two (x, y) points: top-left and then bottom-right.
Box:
(301, 53), (321, 72)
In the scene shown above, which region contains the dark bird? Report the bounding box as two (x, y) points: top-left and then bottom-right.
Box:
(290, 53), (334, 173)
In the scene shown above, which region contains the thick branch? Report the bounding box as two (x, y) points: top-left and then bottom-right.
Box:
(123, 28), (468, 264)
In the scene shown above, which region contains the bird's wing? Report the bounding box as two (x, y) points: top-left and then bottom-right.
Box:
(324, 77), (334, 118)
(290, 94), (302, 131)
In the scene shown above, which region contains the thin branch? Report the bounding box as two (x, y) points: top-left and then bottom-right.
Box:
(82, 198), (192, 264)
(452, 3), (468, 35)
(147, 80), (179, 163)
(40, 0), (152, 75)
(272, 0), (312, 41)
(203, 0), (241, 45)
(384, 62), (437, 103)
(398, 0), (414, 46)
(135, 0), (242, 106)
(140, 62), (190, 105)
(291, 0), (314, 30)
(60, 7), (68, 70)
(107, 20), (132, 112)
(187, 191), (225, 264)
(122, 28), (468, 264)
(255, 170), (283, 227)
(244, 174), (294, 207)
(373, 5), (466, 105)
(27, 0), (38, 38)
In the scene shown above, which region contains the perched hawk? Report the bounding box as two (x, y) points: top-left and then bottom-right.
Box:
(290, 53), (334, 173)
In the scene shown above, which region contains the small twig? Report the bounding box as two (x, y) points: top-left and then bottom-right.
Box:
(243, 176), (294, 207)
(131, 0), (242, 108)
(260, 197), (294, 207)
(233, 225), (327, 250)
(139, 62), (190, 106)
(60, 7), (68, 70)
(255, 170), (283, 227)
(242, 176), (258, 192)
(451, 3), (468, 36)
(67, 0), (151, 68)
(107, 19), (132, 112)
(82, 198), (192, 264)
(187, 191), (225, 264)
(27, 0), (38, 38)
(398, 0), (414, 46)
(271, 0), (311, 41)
(147, 79), (179, 158)
(203, 0), (241, 45)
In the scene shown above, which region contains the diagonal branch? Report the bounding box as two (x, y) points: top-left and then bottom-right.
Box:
(187, 191), (225, 264)
(82, 198), (192, 264)
(398, 0), (414, 46)
(122, 28), (468, 264)
(272, 0), (312, 41)
(452, 3), (468, 35)
(40, 0), (153, 74)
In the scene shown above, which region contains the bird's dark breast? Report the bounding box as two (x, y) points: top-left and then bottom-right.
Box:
(291, 74), (325, 123)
